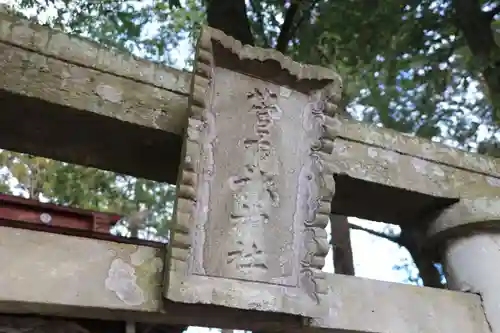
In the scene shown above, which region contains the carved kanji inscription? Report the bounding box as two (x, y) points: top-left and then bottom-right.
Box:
(223, 88), (281, 280)
(196, 68), (312, 285)
(166, 25), (340, 314)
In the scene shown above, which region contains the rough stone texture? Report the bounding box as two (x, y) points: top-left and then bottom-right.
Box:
(2, 6), (498, 189)
(1, 8), (499, 333)
(0, 226), (163, 311)
(329, 139), (500, 199)
(0, 225), (491, 333)
(327, 115), (500, 177)
(312, 274), (491, 333)
(327, 117), (500, 226)
(427, 198), (500, 242)
(439, 235), (499, 333)
(165, 26), (341, 317)
(0, 6), (190, 94)
(0, 226), (302, 331)
(425, 200), (500, 333)
(0, 8), (188, 182)
(0, 42), (187, 134)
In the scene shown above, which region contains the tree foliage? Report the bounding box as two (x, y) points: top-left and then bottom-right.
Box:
(0, 149), (175, 240)
(4, 0), (500, 286)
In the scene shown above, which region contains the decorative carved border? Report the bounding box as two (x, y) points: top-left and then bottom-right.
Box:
(299, 83), (340, 304)
(167, 26), (215, 278)
(205, 26), (342, 87)
(166, 25), (343, 315)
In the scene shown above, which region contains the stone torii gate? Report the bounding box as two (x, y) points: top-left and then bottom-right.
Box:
(0, 6), (499, 333)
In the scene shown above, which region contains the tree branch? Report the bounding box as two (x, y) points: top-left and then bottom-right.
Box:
(486, 5), (500, 21)
(276, 0), (299, 53)
(207, 0), (254, 45)
(249, 0), (269, 48)
(453, 0), (500, 121)
(348, 222), (402, 245)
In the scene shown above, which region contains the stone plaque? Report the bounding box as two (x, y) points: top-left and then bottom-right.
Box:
(165, 26), (342, 317)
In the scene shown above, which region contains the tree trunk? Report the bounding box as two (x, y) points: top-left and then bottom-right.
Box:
(206, 0), (254, 46)
(453, 0), (500, 121)
(398, 226), (444, 288)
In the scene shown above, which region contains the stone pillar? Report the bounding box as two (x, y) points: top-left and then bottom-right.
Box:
(426, 197), (500, 332)
(164, 25), (342, 318)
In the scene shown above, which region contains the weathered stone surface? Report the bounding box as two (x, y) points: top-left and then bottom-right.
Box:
(327, 117), (500, 198)
(0, 226), (490, 333)
(327, 115), (500, 177)
(0, 6), (190, 95)
(328, 138), (500, 199)
(0, 42), (187, 134)
(427, 198), (500, 241)
(0, 226), (163, 311)
(320, 113), (500, 333)
(165, 26), (341, 317)
(438, 234), (499, 333)
(0, 8), (189, 182)
(1, 6), (499, 189)
(0, 9), (498, 333)
(426, 200), (500, 333)
(0, 226), (302, 331)
(312, 274), (491, 333)
(327, 116), (500, 225)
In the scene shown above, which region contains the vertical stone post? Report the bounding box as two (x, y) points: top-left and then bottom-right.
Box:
(426, 197), (500, 332)
(164, 26), (342, 317)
